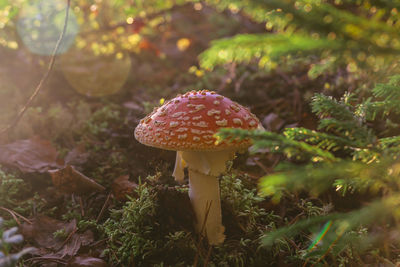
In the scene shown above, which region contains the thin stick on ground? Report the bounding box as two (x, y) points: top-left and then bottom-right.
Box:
(0, 0), (71, 138)
(96, 193), (111, 223)
(79, 196), (85, 217)
(193, 200), (213, 267)
(203, 245), (212, 267)
(0, 206), (32, 225)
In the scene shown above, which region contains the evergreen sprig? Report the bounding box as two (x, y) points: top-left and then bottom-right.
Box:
(200, 0), (400, 72)
(199, 33), (341, 70)
(262, 195), (400, 259)
(217, 75), (400, 260)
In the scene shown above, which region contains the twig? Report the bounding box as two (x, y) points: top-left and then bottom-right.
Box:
(26, 256), (67, 265)
(0, 0), (71, 138)
(59, 226), (77, 251)
(199, 201), (213, 237)
(253, 158), (270, 174)
(203, 245), (212, 267)
(0, 207), (20, 226)
(79, 196), (84, 217)
(0, 206), (32, 225)
(234, 71), (250, 93)
(96, 193), (111, 223)
(193, 201), (213, 267)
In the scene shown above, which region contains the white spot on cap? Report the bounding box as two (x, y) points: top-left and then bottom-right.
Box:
(176, 127), (188, 132)
(191, 128), (202, 134)
(193, 136), (200, 141)
(193, 115), (202, 121)
(187, 104), (205, 113)
(154, 120), (166, 126)
(249, 120), (257, 127)
(244, 114), (251, 121)
(207, 109), (221, 116)
(193, 121), (208, 127)
(230, 104), (241, 112)
(215, 119), (228, 126)
(172, 112), (186, 118)
(225, 109), (231, 115)
(178, 134), (187, 140)
(170, 121), (179, 127)
(233, 118), (243, 126)
(213, 100), (220, 105)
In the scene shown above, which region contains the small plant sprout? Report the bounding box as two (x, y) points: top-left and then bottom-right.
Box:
(134, 90), (262, 245)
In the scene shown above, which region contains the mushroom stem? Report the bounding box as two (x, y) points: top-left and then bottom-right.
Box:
(180, 149), (235, 245)
(188, 169), (225, 245)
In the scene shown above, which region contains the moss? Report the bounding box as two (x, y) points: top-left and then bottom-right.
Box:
(100, 174), (281, 266)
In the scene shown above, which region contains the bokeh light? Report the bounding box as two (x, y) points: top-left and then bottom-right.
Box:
(16, 0), (79, 55)
(60, 48), (131, 97)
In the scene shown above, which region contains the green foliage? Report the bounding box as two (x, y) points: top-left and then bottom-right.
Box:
(200, 33), (340, 70)
(79, 104), (129, 184)
(200, 0), (400, 76)
(0, 168), (31, 210)
(101, 183), (159, 265)
(81, 104), (122, 138)
(261, 196), (400, 265)
(217, 75), (400, 263)
(221, 174), (268, 230)
(122, 0), (187, 16)
(0, 168), (48, 224)
(368, 75), (400, 118)
(100, 175), (278, 266)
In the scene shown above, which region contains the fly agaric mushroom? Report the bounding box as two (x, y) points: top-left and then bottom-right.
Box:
(134, 90), (261, 245)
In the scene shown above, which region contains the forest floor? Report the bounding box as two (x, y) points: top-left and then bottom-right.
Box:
(0, 4), (367, 267)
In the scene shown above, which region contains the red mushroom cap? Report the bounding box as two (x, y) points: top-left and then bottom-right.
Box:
(134, 90), (261, 151)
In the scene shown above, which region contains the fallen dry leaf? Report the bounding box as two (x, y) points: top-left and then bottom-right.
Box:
(67, 256), (107, 267)
(65, 145), (89, 167)
(0, 136), (62, 173)
(112, 175), (138, 201)
(22, 215), (95, 263)
(22, 215), (76, 251)
(49, 165), (105, 195)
